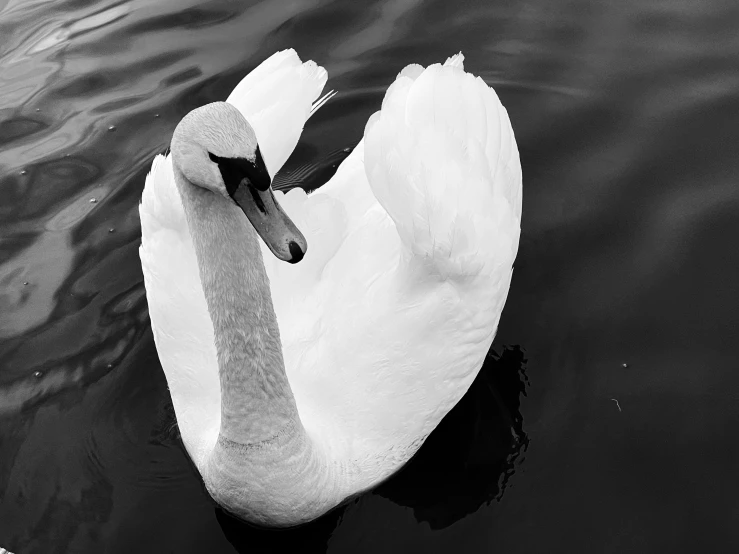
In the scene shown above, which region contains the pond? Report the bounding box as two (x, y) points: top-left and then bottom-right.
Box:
(1, 0), (738, 552)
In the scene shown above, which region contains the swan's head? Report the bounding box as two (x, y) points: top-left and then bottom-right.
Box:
(170, 101), (306, 264)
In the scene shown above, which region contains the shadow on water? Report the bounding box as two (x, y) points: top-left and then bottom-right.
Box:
(375, 346), (529, 530)
(215, 506), (345, 554)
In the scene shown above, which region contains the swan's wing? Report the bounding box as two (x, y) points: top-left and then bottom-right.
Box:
(227, 49), (328, 178)
(364, 53), (522, 280)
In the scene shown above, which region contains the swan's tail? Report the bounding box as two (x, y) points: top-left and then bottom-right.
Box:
(364, 54), (522, 280)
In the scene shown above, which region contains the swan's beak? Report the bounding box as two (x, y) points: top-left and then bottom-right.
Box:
(232, 182), (306, 264)
(211, 152), (307, 264)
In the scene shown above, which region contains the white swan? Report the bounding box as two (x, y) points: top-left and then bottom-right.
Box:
(139, 49), (521, 527)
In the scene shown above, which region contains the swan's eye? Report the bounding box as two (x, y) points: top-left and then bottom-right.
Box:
(208, 150), (271, 197)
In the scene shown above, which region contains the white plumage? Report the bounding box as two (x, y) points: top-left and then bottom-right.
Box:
(140, 49), (521, 520)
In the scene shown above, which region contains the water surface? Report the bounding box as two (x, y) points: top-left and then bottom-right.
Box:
(1, 0), (738, 552)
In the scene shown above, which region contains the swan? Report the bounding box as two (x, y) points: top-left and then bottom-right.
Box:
(139, 49), (521, 527)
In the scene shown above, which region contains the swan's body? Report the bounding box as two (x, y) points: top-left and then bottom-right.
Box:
(139, 50), (521, 526)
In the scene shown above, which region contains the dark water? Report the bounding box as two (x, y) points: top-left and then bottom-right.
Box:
(1, 0), (738, 552)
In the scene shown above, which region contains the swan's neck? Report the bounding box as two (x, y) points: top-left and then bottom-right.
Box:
(173, 167), (344, 525)
(175, 168), (297, 444)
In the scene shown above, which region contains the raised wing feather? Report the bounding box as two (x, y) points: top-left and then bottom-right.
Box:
(227, 49), (328, 177)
